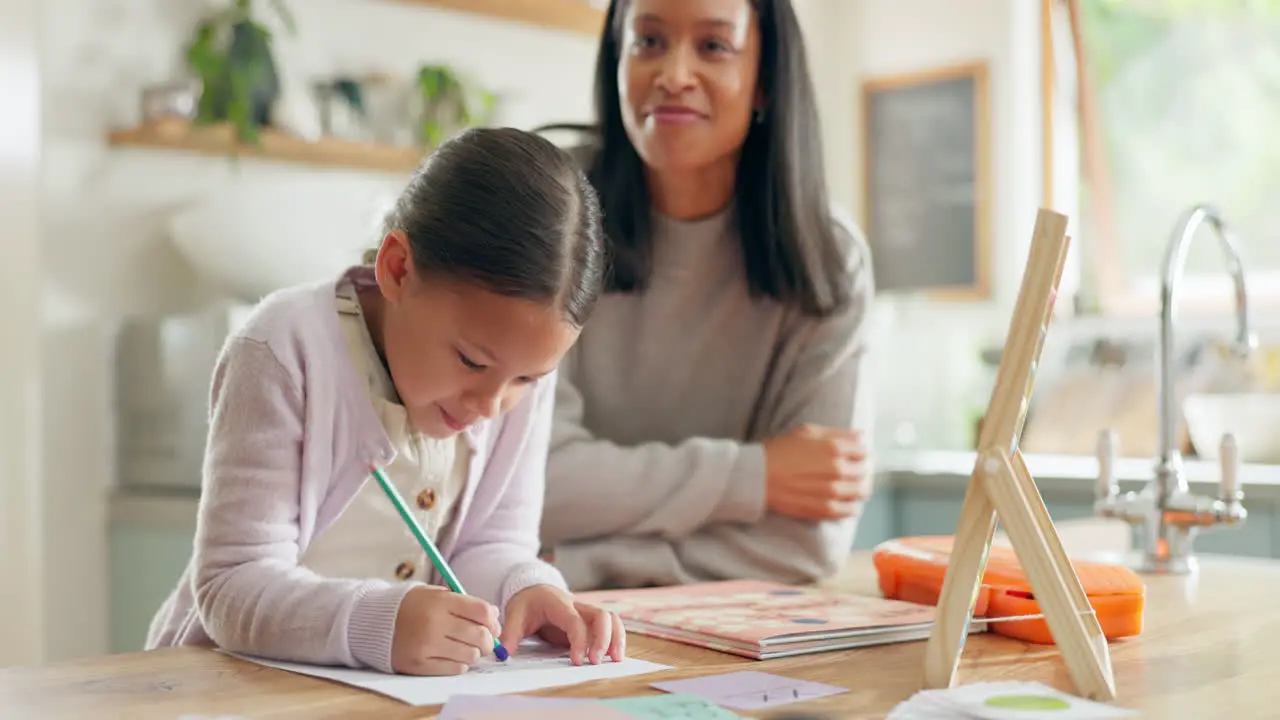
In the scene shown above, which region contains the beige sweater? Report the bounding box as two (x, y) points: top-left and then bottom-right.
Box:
(540, 201), (876, 591)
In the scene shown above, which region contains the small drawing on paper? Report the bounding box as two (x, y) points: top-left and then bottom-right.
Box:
(719, 686), (805, 705)
(470, 641), (591, 675)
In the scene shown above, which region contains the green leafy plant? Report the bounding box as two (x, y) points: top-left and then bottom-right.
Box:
(415, 64), (496, 148)
(185, 0), (297, 144)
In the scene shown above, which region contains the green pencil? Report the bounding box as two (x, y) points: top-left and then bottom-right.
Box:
(368, 464), (509, 661)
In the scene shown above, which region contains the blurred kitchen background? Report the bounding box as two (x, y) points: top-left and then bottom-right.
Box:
(2, 0), (1279, 667)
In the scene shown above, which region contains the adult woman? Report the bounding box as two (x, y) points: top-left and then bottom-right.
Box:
(540, 0), (876, 591)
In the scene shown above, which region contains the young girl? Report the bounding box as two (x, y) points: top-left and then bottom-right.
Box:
(146, 127), (624, 677)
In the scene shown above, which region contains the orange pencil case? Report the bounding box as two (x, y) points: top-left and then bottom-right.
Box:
(871, 535), (1145, 644)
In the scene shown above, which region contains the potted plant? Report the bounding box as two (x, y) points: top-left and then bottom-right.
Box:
(185, 0), (296, 144)
(415, 64), (496, 148)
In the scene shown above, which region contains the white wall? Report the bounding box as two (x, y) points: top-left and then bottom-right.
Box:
(0, 0), (46, 669)
(807, 0), (1058, 451)
(38, 0), (599, 662)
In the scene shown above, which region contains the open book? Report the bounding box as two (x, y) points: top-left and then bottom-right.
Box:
(577, 579), (983, 660)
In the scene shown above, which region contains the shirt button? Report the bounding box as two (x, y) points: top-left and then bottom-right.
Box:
(395, 561), (414, 580)
(417, 488), (437, 510)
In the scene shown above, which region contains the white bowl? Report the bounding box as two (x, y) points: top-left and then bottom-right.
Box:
(1183, 393), (1280, 465)
(168, 176), (401, 302)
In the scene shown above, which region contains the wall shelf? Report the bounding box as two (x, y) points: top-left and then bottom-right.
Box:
(107, 119), (425, 174)
(384, 0), (606, 36)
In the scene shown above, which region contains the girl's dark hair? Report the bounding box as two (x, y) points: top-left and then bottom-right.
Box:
(587, 0), (851, 318)
(376, 127), (606, 328)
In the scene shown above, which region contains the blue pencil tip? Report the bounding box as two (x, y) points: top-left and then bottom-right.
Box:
(494, 643), (509, 661)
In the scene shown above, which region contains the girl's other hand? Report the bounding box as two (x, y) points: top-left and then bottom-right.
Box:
(499, 585), (626, 666)
(762, 424), (869, 521)
(391, 585), (502, 675)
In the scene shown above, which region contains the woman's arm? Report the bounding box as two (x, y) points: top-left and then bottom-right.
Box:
(541, 370), (769, 545)
(193, 338), (415, 673)
(551, 512), (861, 590)
(448, 371), (570, 615)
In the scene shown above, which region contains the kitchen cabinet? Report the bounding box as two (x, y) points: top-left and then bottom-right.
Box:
(853, 451), (1280, 559)
(108, 493), (198, 653)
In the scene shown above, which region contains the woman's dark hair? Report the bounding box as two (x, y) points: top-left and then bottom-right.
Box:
(587, 0), (851, 318)
(376, 127), (606, 328)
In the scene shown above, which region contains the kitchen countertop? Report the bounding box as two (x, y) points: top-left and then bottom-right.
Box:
(879, 448), (1280, 487)
(10, 551), (1280, 718)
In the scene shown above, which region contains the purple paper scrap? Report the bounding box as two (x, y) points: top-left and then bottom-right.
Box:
(437, 694), (587, 720)
(651, 670), (848, 710)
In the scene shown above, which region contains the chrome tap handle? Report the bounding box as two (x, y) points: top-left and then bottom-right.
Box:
(1097, 428), (1118, 501)
(1219, 432), (1242, 503)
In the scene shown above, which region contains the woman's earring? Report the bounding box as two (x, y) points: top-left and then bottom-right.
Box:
(753, 108), (765, 124)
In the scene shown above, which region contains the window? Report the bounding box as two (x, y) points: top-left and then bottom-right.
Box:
(1068, 0), (1280, 315)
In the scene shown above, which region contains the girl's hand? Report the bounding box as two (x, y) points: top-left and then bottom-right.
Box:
(499, 585), (626, 666)
(391, 585), (502, 676)
(761, 424), (870, 521)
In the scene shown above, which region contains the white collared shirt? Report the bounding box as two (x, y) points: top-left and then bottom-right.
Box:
(299, 279), (470, 583)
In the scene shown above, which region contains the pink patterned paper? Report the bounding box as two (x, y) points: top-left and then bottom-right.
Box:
(577, 579), (936, 645)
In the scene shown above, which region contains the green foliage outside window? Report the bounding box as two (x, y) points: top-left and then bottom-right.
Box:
(1078, 0), (1280, 294)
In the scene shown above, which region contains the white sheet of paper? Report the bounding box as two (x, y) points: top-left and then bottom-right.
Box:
(886, 682), (1138, 719)
(227, 640), (670, 706)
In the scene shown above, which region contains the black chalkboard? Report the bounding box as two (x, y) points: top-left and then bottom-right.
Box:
(861, 61), (990, 299)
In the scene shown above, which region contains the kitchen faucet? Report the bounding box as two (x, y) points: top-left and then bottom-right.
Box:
(1094, 204), (1256, 574)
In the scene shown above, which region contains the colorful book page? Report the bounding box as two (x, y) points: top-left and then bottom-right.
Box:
(578, 579), (937, 646)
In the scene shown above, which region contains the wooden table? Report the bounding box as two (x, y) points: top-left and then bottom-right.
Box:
(4, 551), (1280, 719)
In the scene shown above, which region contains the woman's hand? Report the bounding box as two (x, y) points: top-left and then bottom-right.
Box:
(499, 585), (626, 666)
(391, 585), (502, 676)
(762, 424), (869, 521)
